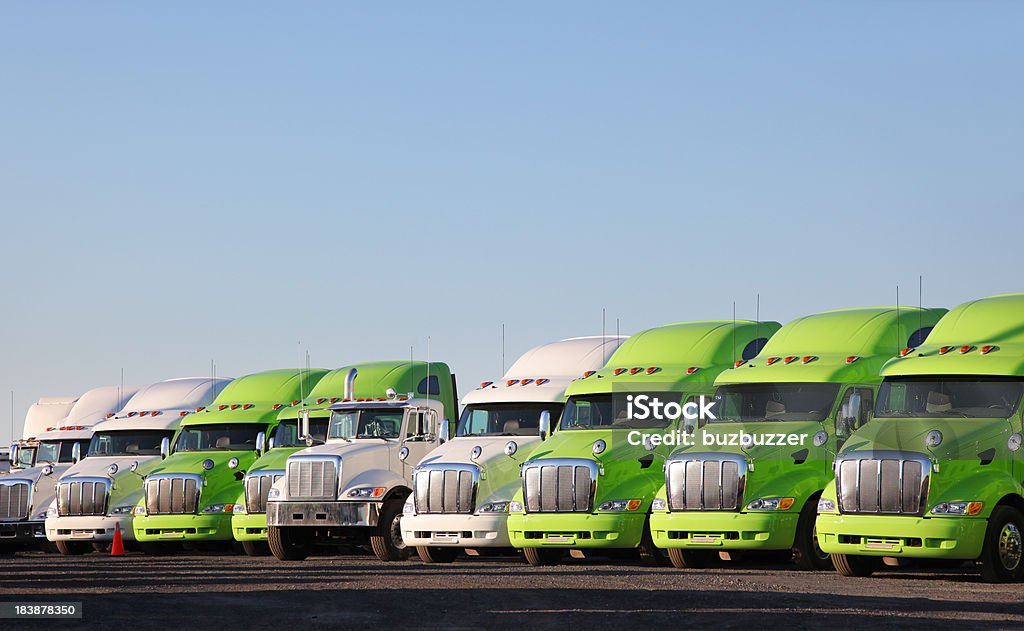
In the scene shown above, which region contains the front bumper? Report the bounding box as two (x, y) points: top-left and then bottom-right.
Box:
(132, 513), (233, 542)
(815, 512), (987, 559)
(402, 512), (511, 548)
(46, 515), (134, 542)
(0, 520), (45, 543)
(649, 510), (799, 550)
(507, 512), (646, 549)
(266, 501), (380, 528)
(231, 512), (269, 542)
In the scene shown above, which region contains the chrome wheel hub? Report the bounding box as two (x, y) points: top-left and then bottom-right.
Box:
(998, 522), (1022, 571)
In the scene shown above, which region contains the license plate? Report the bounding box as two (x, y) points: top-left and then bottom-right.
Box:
(546, 535), (573, 543)
(690, 535), (721, 544)
(865, 541), (896, 550)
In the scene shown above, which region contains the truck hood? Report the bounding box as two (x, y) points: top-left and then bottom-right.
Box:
(416, 436), (543, 506)
(840, 417), (1014, 462)
(57, 455), (165, 510)
(683, 420), (825, 462)
(11, 463), (74, 518)
(148, 450), (262, 505)
(294, 440), (393, 461)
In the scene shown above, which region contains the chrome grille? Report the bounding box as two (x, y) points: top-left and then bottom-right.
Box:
(0, 480), (31, 520)
(57, 477), (110, 516)
(666, 454), (746, 511)
(287, 457), (340, 500)
(522, 459), (597, 513)
(413, 463), (479, 514)
(837, 451), (929, 515)
(145, 474), (201, 515)
(245, 471), (284, 513)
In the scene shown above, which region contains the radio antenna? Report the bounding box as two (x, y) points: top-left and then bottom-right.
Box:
(732, 301), (737, 365)
(602, 308), (606, 359)
(919, 275), (924, 334)
(501, 323), (505, 375)
(896, 285), (902, 354)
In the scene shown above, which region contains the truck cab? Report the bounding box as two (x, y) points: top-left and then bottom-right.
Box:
(9, 395), (82, 472)
(131, 369), (327, 552)
(1, 385), (133, 551)
(44, 377), (232, 554)
(507, 320), (781, 565)
(816, 294), (1024, 583)
(266, 361), (457, 562)
(401, 336), (626, 563)
(649, 307), (945, 569)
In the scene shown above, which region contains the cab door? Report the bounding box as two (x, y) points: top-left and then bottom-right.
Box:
(400, 408), (436, 479)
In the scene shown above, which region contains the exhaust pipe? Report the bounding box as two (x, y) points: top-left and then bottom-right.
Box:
(344, 368), (358, 400)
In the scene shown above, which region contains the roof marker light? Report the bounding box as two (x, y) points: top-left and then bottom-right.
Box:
(687, 366), (700, 374)
(480, 381), (494, 389)
(614, 368), (627, 376)
(506, 380), (518, 387)
(272, 404), (283, 410)
(195, 406), (205, 413)
(801, 355), (817, 364)
(242, 404), (254, 410)
(535, 378), (550, 385)
(582, 371), (596, 379)
(734, 360), (746, 368)
(179, 411), (189, 417)
(784, 356), (798, 364)
(959, 345), (974, 354)
(646, 367), (660, 375)
(900, 347), (914, 357)
(106, 413), (114, 419)
(981, 345), (999, 355)
(845, 356), (860, 364)
(219, 405), (228, 411)
(291, 400), (300, 406)
(317, 398), (327, 404)
(377, 397), (387, 401)
(629, 367), (643, 375)
(152, 411), (161, 416)
(128, 411), (137, 417)
(938, 346), (953, 355)
(766, 357), (780, 366)
(520, 379), (533, 386)
(342, 398), (351, 403)
(330, 398), (339, 404)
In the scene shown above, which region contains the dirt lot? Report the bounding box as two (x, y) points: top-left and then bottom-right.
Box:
(1, 550), (1022, 630)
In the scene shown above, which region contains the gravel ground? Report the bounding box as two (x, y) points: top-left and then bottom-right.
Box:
(0, 550), (1021, 630)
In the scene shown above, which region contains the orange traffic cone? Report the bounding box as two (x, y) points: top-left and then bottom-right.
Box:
(111, 522), (125, 556)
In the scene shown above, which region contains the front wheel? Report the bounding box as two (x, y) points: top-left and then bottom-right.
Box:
(832, 553), (880, 577)
(978, 505), (1024, 583)
(370, 499), (409, 562)
(417, 546), (459, 563)
(667, 548), (716, 569)
(55, 540), (92, 555)
(792, 499), (831, 570)
(522, 547), (563, 566)
(268, 526), (310, 561)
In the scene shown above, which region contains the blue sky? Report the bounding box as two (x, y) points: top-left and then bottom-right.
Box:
(2, 2), (1022, 440)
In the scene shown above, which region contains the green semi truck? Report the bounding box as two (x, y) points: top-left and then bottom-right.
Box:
(132, 368), (327, 552)
(816, 293), (1024, 583)
(232, 364), (401, 556)
(266, 361), (457, 562)
(507, 320), (780, 565)
(648, 307), (945, 569)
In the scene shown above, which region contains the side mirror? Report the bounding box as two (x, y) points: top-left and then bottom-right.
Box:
(256, 431), (266, 456)
(437, 419), (449, 445)
(71, 442), (81, 464)
(539, 410), (551, 441)
(683, 416), (697, 435)
(159, 436), (170, 460)
(300, 410), (310, 441)
(9, 444), (18, 466)
(267, 437), (276, 450)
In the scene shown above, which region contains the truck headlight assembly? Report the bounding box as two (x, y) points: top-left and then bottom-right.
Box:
(403, 497), (416, 516)
(348, 487), (386, 499)
(44, 507), (57, 518)
(509, 501), (524, 513)
(200, 504), (234, 513)
(110, 505), (134, 515)
(232, 503), (246, 514)
(478, 501), (510, 513)
(597, 499), (642, 512)
(651, 498), (667, 511)
(931, 501), (983, 516)
(133, 506), (146, 516)
(746, 497), (795, 511)
(817, 498), (836, 513)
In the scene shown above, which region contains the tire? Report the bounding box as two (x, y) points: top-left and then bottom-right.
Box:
(92, 542), (111, 553)
(638, 526), (670, 566)
(417, 546), (459, 563)
(39, 541), (60, 554)
(667, 548), (716, 569)
(242, 540), (271, 557)
(832, 553), (880, 577)
(522, 547), (563, 566)
(55, 540), (92, 556)
(370, 499), (409, 562)
(268, 526), (310, 561)
(978, 505), (1024, 583)
(792, 498), (831, 570)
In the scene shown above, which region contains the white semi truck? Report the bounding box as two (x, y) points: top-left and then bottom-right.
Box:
(44, 377), (232, 554)
(9, 395), (81, 472)
(401, 336), (626, 562)
(0, 385), (137, 551)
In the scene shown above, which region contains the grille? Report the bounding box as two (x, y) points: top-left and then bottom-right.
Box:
(666, 455), (745, 511)
(287, 457), (339, 500)
(413, 464), (479, 514)
(837, 452), (929, 515)
(245, 471), (284, 513)
(145, 475), (201, 515)
(57, 478), (109, 516)
(523, 459), (597, 513)
(0, 481), (31, 520)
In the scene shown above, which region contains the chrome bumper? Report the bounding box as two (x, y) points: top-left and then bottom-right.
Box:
(266, 501), (380, 527)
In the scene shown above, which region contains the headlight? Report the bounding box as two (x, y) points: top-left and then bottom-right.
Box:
(478, 501), (510, 513)
(133, 506), (146, 516)
(44, 507), (57, 518)
(817, 498), (836, 513)
(652, 498), (667, 511)
(509, 501), (524, 513)
(110, 505), (134, 515)
(932, 501), (983, 516)
(597, 499), (642, 512)
(403, 497), (416, 516)
(200, 504), (234, 513)
(268, 488), (281, 500)
(232, 503), (246, 514)
(348, 487), (386, 499)
(746, 497), (795, 511)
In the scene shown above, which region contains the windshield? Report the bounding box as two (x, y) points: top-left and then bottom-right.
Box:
(173, 424), (266, 452)
(560, 392), (678, 430)
(458, 403), (563, 437)
(88, 430), (174, 457)
(328, 408), (404, 439)
(37, 440), (84, 464)
(273, 418), (329, 447)
(15, 446), (36, 468)
(711, 383), (841, 423)
(876, 376), (1024, 419)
